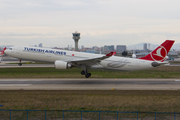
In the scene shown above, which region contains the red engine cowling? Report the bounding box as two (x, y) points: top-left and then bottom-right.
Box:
(54, 60), (72, 69)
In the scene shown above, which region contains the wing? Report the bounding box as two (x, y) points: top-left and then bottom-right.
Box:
(66, 52), (116, 67)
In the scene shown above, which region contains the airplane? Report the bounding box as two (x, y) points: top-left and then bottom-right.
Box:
(2, 40), (175, 78)
(0, 47), (6, 63)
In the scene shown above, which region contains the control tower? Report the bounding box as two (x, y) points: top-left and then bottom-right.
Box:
(72, 31), (81, 51)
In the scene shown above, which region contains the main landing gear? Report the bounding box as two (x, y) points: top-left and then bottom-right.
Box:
(81, 65), (91, 78)
(18, 60), (22, 66)
(81, 70), (91, 78)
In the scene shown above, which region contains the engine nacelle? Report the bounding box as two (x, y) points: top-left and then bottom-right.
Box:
(54, 60), (72, 69)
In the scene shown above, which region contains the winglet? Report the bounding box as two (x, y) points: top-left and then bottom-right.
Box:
(106, 52), (116, 56)
(139, 40), (175, 62)
(112, 52), (116, 56)
(0, 47), (6, 55)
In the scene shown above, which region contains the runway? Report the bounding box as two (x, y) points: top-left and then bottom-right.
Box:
(0, 64), (54, 68)
(0, 61), (54, 68)
(0, 78), (180, 90)
(0, 57), (54, 68)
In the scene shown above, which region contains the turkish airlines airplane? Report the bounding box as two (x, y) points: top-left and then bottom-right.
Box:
(1, 40), (175, 78)
(0, 47), (6, 63)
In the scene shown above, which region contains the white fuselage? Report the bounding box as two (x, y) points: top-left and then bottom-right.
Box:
(4, 46), (154, 71)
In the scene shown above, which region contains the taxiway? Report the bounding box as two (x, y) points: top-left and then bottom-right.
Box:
(0, 78), (180, 90)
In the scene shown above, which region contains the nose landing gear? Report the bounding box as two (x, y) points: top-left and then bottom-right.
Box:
(18, 60), (22, 66)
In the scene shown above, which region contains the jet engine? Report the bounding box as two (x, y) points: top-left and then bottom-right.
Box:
(151, 62), (160, 67)
(54, 60), (72, 69)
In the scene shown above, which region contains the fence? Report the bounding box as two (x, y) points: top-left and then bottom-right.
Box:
(0, 109), (179, 120)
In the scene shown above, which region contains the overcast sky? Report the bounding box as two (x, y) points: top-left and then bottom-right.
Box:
(0, 0), (180, 47)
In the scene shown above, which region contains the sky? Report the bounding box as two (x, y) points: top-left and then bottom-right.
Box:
(0, 0), (180, 48)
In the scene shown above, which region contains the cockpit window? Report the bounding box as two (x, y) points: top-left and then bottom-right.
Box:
(9, 48), (12, 50)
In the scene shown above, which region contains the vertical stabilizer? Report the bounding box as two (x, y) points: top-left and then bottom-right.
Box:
(0, 47), (6, 55)
(139, 40), (175, 62)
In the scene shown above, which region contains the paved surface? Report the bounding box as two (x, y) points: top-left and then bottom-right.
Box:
(0, 61), (54, 68)
(0, 78), (180, 90)
(0, 64), (54, 68)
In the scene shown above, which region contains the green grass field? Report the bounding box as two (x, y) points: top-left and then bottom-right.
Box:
(0, 90), (180, 112)
(0, 66), (180, 78)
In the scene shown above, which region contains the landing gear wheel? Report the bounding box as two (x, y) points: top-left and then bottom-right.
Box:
(81, 71), (85, 75)
(81, 65), (91, 78)
(18, 63), (22, 66)
(85, 73), (91, 78)
(88, 73), (91, 77)
(18, 60), (22, 66)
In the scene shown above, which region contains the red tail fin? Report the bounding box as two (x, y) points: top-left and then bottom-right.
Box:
(139, 40), (175, 62)
(0, 47), (6, 55)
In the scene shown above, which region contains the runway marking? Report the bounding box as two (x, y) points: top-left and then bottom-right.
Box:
(0, 84), (32, 86)
(175, 80), (180, 81)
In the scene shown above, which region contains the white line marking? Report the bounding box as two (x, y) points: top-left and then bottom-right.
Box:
(175, 80), (180, 81)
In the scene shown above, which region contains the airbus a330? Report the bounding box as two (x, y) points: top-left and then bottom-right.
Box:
(2, 40), (174, 78)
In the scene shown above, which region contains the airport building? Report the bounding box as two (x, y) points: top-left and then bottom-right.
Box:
(143, 43), (148, 52)
(72, 31), (81, 51)
(116, 45), (126, 53)
(39, 43), (43, 47)
(104, 45), (114, 52)
(81, 45), (84, 49)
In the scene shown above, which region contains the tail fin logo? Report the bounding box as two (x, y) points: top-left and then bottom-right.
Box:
(0, 47), (6, 55)
(150, 46), (167, 61)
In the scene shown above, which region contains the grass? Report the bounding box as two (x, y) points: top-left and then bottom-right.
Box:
(0, 66), (180, 78)
(0, 90), (180, 112)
